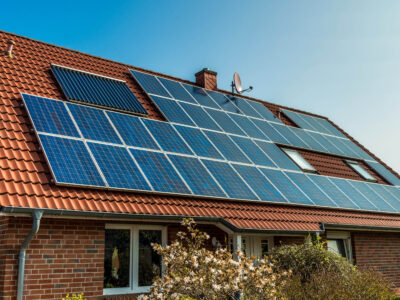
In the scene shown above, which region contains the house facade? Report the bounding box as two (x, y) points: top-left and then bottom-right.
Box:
(0, 30), (400, 299)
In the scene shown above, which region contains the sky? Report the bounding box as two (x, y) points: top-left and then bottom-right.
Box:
(1, 0), (400, 172)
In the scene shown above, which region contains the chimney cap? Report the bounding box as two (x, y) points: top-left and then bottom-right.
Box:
(195, 68), (217, 76)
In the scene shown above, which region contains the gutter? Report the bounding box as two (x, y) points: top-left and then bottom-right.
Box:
(0, 206), (321, 235)
(17, 209), (43, 300)
(321, 222), (400, 233)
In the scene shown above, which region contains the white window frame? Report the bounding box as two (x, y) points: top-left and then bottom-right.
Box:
(229, 235), (274, 258)
(326, 231), (353, 263)
(345, 160), (377, 182)
(103, 224), (167, 295)
(282, 148), (317, 173)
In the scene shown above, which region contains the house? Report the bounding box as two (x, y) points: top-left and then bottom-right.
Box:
(0, 29), (400, 299)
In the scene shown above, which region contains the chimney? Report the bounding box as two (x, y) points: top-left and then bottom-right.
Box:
(5, 39), (15, 58)
(195, 68), (217, 90)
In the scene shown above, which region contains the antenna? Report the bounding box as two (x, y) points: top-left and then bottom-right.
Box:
(231, 72), (253, 94)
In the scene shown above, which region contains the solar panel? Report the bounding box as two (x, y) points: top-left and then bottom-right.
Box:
(141, 119), (193, 155)
(39, 134), (105, 187)
(371, 185), (400, 211)
(150, 96), (195, 126)
(270, 124), (309, 148)
(366, 161), (400, 186)
(232, 165), (287, 203)
(259, 168), (313, 205)
(306, 132), (343, 155)
(229, 96), (263, 119)
(157, 77), (197, 104)
(204, 131), (251, 163)
(254, 141), (301, 171)
(328, 177), (376, 211)
(228, 114), (268, 140)
(204, 108), (246, 136)
(130, 70), (170, 98)
(246, 100), (280, 122)
(178, 102), (221, 131)
(251, 119), (289, 145)
(285, 172), (337, 207)
(129, 149), (191, 194)
(314, 118), (347, 138)
(348, 180), (394, 212)
(207, 91), (242, 114)
(322, 135), (348, 156)
(383, 185), (400, 205)
(307, 174), (358, 209)
(67, 103), (122, 144)
(230, 136), (275, 167)
(299, 114), (331, 135)
(290, 128), (328, 152)
(51, 65), (147, 114)
(181, 84), (220, 109)
(88, 142), (151, 191)
(340, 139), (373, 161)
(174, 125), (223, 159)
(107, 111), (159, 150)
(22, 94), (80, 137)
(168, 155), (226, 197)
(201, 160), (258, 200)
(282, 109), (314, 131)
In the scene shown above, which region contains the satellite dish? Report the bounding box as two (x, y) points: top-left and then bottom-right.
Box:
(231, 72), (253, 94)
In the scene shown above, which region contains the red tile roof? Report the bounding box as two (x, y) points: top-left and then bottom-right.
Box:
(1, 29), (400, 232)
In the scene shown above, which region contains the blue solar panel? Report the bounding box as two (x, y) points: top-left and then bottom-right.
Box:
(174, 125), (223, 159)
(254, 141), (301, 171)
(168, 155), (226, 197)
(251, 119), (289, 144)
(285, 172), (337, 207)
(328, 177), (376, 211)
(129, 149), (191, 194)
(22, 94), (80, 137)
(204, 131), (251, 163)
(207, 91), (241, 114)
(348, 180), (394, 212)
(107, 112), (159, 149)
(270, 124), (309, 148)
(204, 108), (246, 135)
(306, 132), (342, 155)
(39, 134), (105, 187)
(142, 119), (193, 155)
(181, 84), (220, 109)
(232, 165), (287, 203)
(228, 114), (268, 140)
(150, 96), (195, 126)
(130, 70), (170, 98)
(282, 110), (315, 131)
(51, 65), (147, 114)
(315, 118), (347, 138)
(307, 174), (358, 209)
(383, 185), (400, 205)
(366, 161), (400, 186)
(338, 139), (373, 160)
(300, 114), (330, 134)
(246, 100), (280, 122)
(230, 136), (275, 167)
(290, 128), (328, 152)
(371, 185), (400, 211)
(259, 168), (313, 205)
(88, 142), (151, 191)
(322, 135), (348, 156)
(229, 96), (263, 119)
(201, 160), (258, 200)
(178, 102), (221, 131)
(157, 77), (197, 104)
(67, 103), (122, 144)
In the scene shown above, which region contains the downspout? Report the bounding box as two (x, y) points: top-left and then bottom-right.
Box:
(17, 210), (44, 300)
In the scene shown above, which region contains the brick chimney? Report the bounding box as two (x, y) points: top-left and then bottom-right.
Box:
(195, 68), (217, 90)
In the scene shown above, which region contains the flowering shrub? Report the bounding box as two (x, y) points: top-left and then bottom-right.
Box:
(138, 218), (287, 300)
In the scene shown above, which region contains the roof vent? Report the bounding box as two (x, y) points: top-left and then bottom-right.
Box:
(5, 39), (15, 58)
(195, 68), (217, 90)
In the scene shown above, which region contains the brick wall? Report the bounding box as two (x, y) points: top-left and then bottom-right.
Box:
(274, 235), (306, 246)
(352, 231), (400, 289)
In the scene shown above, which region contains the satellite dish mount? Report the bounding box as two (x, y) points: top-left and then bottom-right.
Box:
(232, 72), (253, 94)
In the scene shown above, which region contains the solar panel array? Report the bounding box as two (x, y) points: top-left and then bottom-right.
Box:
(130, 70), (373, 162)
(23, 93), (400, 214)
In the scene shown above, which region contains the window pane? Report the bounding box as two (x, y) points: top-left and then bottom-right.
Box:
(327, 239), (347, 258)
(260, 240), (269, 257)
(347, 161), (376, 181)
(138, 230), (162, 287)
(283, 148), (316, 172)
(104, 229), (130, 288)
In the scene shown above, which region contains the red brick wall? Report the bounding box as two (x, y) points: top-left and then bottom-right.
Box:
(352, 231), (400, 289)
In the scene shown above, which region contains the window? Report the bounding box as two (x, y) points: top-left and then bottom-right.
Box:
(104, 224), (166, 295)
(346, 160), (377, 182)
(229, 236), (274, 258)
(282, 148), (316, 172)
(327, 231), (352, 261)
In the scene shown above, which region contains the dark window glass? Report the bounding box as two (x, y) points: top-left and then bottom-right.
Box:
(260, 240), (269, 257)
(138, 230), (162, 286)
(327, 239), (347, 258)
(104, 229), (130, 288)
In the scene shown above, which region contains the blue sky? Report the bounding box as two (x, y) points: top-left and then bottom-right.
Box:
(2, 0), (400, 172)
